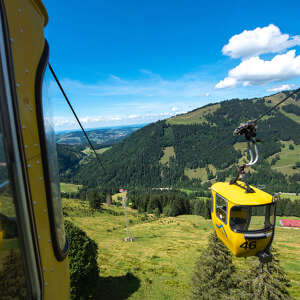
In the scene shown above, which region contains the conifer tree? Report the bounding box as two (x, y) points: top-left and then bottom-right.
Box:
(234, 248), (292, 300)
(190, 232), (235, 300)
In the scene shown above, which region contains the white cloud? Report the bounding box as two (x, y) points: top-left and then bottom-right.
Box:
(128, 114), (139, 119)
(53, 117), (76, 128)
(216, 77), (237, 89)
(49, 69), (221, 129)
(216, 50), (300, 88)
(222, 24), (300, 59)
(61, 70), (210, 99)
(204, 92), (210, 97)
(80, 116), (103, 124)
(267, 84), (295, 92)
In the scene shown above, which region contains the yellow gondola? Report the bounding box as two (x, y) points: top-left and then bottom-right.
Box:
(211, 122), (277, 263)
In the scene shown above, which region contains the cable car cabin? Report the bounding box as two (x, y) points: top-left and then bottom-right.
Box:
(0, 0), (70, 299)
(211, 181), (276, 259)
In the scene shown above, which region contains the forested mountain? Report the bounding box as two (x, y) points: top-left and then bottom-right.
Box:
(63, 89), (300, 193)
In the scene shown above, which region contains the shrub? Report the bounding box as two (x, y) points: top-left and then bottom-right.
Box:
(65, 220), (99, 300)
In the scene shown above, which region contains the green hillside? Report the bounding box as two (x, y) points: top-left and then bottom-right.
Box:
(66, 89), (300, 194)
(63, 198), (300, 299)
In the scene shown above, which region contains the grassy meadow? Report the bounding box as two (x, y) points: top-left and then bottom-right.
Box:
(82, 147), (111, 155)
(60, 182), (82, 193)
(63, 198), (300, 300)
(268, 141), (300, 176)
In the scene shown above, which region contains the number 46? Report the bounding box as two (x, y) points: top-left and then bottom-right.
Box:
(240, 240), (256, 249)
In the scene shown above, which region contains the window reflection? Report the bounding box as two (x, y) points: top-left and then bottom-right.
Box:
(230, 204), (275, 233)
(216, 194), (227, 224)
(42, 66), (67, 252)
(0, 128), (27, 298)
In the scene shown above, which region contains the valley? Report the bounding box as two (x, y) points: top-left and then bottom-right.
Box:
(57, 90), (300, 299)
(56, 124), (145, 146)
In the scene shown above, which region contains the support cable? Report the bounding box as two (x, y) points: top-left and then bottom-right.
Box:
(254, 87), (300, 123)
(48, 63), (106, 173)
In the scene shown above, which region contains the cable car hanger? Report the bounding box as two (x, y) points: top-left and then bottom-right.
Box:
(230, 121), (259, 193)
(227, 87), (300, 193)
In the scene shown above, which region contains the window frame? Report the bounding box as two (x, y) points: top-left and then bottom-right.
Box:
(215, 193), (227, 224)
(35, 40), (68, 261)
(210, 191), (214, 213)
(0, 1), (43, 297)
(229, 203), (276, 234)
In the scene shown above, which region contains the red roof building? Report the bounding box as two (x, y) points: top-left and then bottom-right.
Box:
(279, 219), (300, 228)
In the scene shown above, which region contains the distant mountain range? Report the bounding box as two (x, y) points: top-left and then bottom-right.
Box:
(59, 90), (300, 194)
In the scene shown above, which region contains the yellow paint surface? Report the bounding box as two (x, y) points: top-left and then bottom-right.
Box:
(4, 0), (70, 298)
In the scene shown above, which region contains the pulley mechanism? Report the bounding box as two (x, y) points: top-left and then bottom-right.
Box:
(230, 121), (259, 192)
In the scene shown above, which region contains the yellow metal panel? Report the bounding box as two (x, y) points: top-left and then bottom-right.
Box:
(4, 0), (70, 299)
(211, 181), (273, 206)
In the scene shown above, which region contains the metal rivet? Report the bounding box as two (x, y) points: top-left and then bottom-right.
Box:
(24, 144), (28, 148)
(51, 267), (54, 272)
(25, 68), (29, 73)
(27, 164), (31, 168)
(45, 282), (48, 287)
(43, 268), (46, 272)
(34, 144), (38, 147)
(38, 235), (41, 240)
(22, 125), (26, 129)
(18, 8), (22, 13)
(20, 28), (23, 33)
(40, 176), (43, 181)
(43, 209), (46, 213)
(36, 160), (40, 164)
(16, 83), (20, 87)
(33, 201), (36, 205)
(10, 37), (13, 42)
(48, 239), (51, 243)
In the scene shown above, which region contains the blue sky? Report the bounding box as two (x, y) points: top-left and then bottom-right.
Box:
(43, 0), (300, 130)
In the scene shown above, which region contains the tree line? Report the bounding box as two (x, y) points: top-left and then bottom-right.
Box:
(63, 187), (300, 218)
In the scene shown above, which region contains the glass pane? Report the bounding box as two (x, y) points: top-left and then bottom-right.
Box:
(230, 204), (275, 232)
(269, 204), (275, 226)
(0, 132), (28, 298)
(230, 206), (249, 231)
(215, 194), (227, 224)
(42, 67), (66, 251)
(247, 208), (266, 231)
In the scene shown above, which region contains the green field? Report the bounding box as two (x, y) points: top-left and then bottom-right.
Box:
(184, 164), (216, 182)
(63, 198), (300, 299)
(159, 147), (175, 165)
(60, 183), (82, 193)
(268, 141), (300, 176)
(82, 147), (111, 155)
(167, 104), (220, 125)
(280, 193), (300, 201)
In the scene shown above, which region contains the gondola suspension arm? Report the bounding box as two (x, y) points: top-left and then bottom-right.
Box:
(230, 121), (259, 192)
